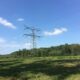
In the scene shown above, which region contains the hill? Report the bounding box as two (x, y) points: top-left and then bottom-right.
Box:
(9, 44), (80, 58)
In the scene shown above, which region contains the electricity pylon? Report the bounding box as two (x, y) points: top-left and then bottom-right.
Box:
(24, 25), (41, 50)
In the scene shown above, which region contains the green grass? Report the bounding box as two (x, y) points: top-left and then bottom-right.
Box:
(0, 56), (80, 80)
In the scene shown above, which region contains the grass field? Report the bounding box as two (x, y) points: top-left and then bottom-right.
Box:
(0, 56), (80, 80)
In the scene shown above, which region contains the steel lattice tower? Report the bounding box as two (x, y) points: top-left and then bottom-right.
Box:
(24, 25), (40, 50)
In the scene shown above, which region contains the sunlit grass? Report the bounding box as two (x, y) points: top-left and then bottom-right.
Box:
(66, 74), (80, 80)
(0, 56), (80, 80)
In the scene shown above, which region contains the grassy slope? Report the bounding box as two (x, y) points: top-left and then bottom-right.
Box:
(0, 56), (80, 80)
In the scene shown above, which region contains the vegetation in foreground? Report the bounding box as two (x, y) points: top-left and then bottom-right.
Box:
(0, 56), (80, 80)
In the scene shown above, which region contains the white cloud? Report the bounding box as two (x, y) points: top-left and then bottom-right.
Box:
(0, 42), (31, 49)
(0, 38), (6, 43)
(23, 43), (31, 49)
(17, 18), (24, 21)
(0, 40), (32, 54)
(0, 17), (16, 29)
(44, 28), (68, 36)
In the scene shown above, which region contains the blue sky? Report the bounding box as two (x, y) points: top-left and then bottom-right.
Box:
(0, 0), (80, 54)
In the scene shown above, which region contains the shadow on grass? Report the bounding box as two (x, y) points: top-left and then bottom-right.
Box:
(0, 59), (22, 68)
(0, 59), (80, 80)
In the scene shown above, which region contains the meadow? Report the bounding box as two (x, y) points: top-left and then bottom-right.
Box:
(0, 56), (80, 80)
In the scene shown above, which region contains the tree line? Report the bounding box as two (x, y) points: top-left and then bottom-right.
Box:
(10, 44), (80, 57)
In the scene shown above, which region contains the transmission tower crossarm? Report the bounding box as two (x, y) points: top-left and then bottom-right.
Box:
(24, 34), (41, 37)
(24, 25), (40, 31)
(24, 34), (33, 36)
